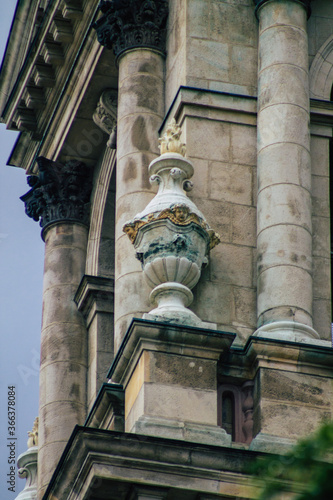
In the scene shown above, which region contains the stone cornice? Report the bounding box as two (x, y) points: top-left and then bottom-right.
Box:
(0, 0), (101, 170)
(20, 156), (92, 236)
(217, 334), (333, 381)
(93, 0), (169, 59)
(75, 274), (114, 327)
(84, 382), (124, 430)
(107, 318), (236, 384)
(253, 0), (312, 19)
(43, 426), (263, 500)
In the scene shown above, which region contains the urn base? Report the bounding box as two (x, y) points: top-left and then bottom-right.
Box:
(143, 282), (217, 329)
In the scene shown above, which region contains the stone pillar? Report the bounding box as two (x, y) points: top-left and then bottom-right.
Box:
(254, 0), (318, 341)
(21, 157), (92, 498)
(94, 0), (168, 350)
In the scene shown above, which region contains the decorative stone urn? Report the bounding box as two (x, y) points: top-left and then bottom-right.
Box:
(123, 119), (220, 328)
(15, 418), (38, 500)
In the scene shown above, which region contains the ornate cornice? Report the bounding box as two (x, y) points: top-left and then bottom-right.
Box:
(254, 0), (311, 19)
(21, 156), (92, 236)
(93, 0), (169, 58)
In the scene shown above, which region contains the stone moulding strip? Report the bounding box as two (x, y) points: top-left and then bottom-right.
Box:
(74, 274), (115, 327)
(160, 86), (258, 135)
(159, 87), (333, 139)
(43, 425), (264, 500)
(84, 382), (124, 430)
(253, 0), (312, 20)
(219, 335), (333, 380)
(107, 318), (236, 383)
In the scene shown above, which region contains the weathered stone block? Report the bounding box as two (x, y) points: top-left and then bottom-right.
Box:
(185, 117), (231, 162)
(231, 205), (256, 247)
(210, 162), (253, 206)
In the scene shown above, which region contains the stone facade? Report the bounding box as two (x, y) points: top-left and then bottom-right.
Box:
(1, 0), (333, 499)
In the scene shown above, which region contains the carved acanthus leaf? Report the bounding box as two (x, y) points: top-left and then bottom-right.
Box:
(93, 0), (169, 57)
(21, 157), (92, 233)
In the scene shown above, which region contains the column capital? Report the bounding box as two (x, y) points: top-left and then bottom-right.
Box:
(254, 0), (311, 19)
(93, 0), (169, 59)
(21, 156), (92, 236)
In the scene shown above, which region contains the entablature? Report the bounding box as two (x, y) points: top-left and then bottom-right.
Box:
(1, 0), (111, 173)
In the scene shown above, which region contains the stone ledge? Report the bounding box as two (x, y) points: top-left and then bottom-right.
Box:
(132, 416), (232, 447)
(107, 318), (236, 385)
(85, 382), (124, 432)
(43, 426), (265, 500)
(75, 274), (114, 327)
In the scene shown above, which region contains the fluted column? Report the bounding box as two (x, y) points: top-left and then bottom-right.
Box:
(94, 0), (168, 350)
(21, 157), (92, 498)
(254, 0), (318, 341)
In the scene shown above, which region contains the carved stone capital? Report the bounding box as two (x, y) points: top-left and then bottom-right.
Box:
(93, 89), (118, 148)
(254, 0), (311, 19)
(93, 0), (169, 58)
(21, 157), (92, 236)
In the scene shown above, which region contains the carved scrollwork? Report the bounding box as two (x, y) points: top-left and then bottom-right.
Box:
(149, 174), (161, 186)
(123, 204), (220, 249)
(93, 0), (169, 57)
(93, 89), (118, 148)
(21, 157), (92, 235)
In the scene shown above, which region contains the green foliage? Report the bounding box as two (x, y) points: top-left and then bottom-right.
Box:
(253, 421), (333, 499)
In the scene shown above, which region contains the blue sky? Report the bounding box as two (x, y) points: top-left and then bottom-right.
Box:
(0, 4), (44, 498)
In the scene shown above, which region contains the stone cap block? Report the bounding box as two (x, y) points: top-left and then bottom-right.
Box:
(85, 382), (124, 431)
(108, 318), (236, 384)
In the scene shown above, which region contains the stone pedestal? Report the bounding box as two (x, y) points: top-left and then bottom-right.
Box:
(108, 319), (235, 446)
(255, 0), (316, 341)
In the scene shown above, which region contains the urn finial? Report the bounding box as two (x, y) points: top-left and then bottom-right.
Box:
(123, 119), (220, 328)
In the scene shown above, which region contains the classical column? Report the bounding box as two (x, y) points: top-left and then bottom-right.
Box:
(254, 0), (318, 341)
(21, 157), (92, 497)
(94, 0), (168, 350)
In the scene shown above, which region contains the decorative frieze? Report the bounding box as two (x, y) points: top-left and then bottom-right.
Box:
(21, 157), (92, 235)
(93, 0), (169, 58)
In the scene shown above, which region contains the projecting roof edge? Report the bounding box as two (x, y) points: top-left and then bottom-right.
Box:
(0, 0), (46, 118)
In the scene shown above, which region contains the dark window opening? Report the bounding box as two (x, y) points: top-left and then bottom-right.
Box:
(221, 391), (235, 441)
